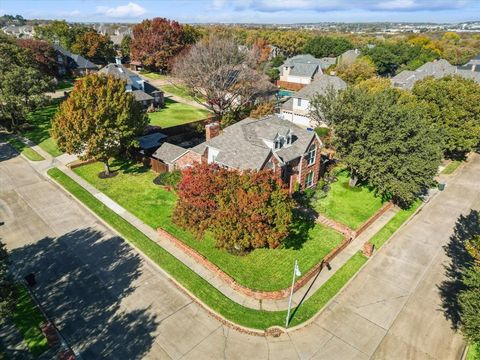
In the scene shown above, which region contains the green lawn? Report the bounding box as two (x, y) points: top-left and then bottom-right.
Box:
(148, 98), (210, 128)
(467, 342), (479, 360)
(314, 170), (385, 230)
(53, 166), (371, 330)
(55, 78), (75, 90)
(73, 160), (344, 291)
(442, 160), (463, 175)
(12, 284), (49, 357)
(23, 103), (62, 157)
(161, 83), (206, 102)
(7, 138), (45, 161)
(369, 200), (421, 249)
(139, 71), (167, 80)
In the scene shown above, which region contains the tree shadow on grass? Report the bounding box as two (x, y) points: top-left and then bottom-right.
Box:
(283, 209), (316, 250)
(111, 158), (150, 175)
(10, 228), (159, 359)
(438, 210), (480, 330)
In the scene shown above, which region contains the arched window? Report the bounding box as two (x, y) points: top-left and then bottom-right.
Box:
(306, 143), (316, 166)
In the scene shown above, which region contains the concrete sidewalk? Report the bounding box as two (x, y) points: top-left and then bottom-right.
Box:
(13, 139), (403, 311)
(2, 143), (476, 359)
(49, 158), (399, 312)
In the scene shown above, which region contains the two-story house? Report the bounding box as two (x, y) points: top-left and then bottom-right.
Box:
(152, 115), (325, 192)
(278, 54), (337, 90)
(53, 44), (98, 77)
(280, 74), (347, 128)
(98, 60), (164, 108)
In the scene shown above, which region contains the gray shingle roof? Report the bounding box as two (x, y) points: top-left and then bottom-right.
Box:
(295, 75), (347, 99)
(390, 59), (479, 90)
(152, 143), (188, 163)
(192, 115), (317, 170)
(53, 44), (97, 69)
(98, 63), (162, 96)
(281, 55), (337, 78)
(132, 90), (153, 101)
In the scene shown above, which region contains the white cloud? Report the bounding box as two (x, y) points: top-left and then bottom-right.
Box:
(96, 2), (147, 18)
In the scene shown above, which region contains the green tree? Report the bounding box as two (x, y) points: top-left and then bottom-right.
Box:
(35, 20), (90, 50)
(0, 35), (52, 130)
(363, 42), (438, 76)
(120, 34), (131, 58)
(311, 86), (442, 207)
(459, 266), (480, 344)
(51, 74), (148, 175)
(336, 56), (377, 84)
(412, 76), (480, 158)
(303, 36), (354, 58)
(0, 240), (16, 322)
(71, 30), (115, 64)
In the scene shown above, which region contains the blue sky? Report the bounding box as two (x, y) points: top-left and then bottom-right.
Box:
(2, 0), (479, 23)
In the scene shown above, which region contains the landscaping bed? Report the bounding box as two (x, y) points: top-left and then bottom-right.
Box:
(148, 98), (210, 128)
(73, 160), (344, 291)
(23, 103), (62, 157)
(314, 169), (385, 230)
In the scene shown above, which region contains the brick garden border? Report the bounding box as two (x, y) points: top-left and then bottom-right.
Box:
(157, 227), (353, 301)
(353, 201), (394, 238)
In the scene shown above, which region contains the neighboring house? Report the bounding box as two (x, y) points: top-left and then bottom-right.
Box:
(2, 24), (34, 38)
(53, 44), (98, 77)
(98, 60), (164, 108)
(458, 54), (480, 72)
(154, 115), (325, 192)
(278, 54), (337, 90)
(391, 59), (480, 90)
(337, 49), (360, 66)
(280, 75), (347, 128)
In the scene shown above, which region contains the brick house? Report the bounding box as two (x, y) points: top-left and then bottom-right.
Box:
(153, 115), (325, 191)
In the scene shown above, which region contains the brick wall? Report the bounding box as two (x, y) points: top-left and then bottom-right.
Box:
(298, 137), (322, 191)
(355, 202), (394, 237)
(157, 227), (352, 300)
(276, 80), (305, 91)
(174, 150), (202, 169)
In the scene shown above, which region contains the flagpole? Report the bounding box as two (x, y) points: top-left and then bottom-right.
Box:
(285, 259), (298, 328)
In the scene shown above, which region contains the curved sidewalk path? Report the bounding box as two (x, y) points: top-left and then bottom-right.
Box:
(36, 150), (400, 311)
(2, 144), (476, 359)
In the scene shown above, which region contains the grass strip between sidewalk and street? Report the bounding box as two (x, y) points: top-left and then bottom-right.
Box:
(369, 199), (422, 250)
(7, 138), (45, 161)
(467, 342), (479, 360)
(47, 167), (368, 330)
(441, 160), (463, 175)
(12, 284), (49, 357)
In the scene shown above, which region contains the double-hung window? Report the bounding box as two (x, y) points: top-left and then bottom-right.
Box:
(305, 171), (314, 188)
(306, 144), (316, 166)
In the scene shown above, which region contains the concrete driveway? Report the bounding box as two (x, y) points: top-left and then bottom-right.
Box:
(1, 144), (479, 359)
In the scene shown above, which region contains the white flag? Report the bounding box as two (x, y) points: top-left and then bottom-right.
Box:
(295, 262), (301, 277)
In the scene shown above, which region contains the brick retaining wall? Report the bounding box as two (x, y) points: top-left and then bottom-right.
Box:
(355, 202), (394, 237)
(157, 227), (352, 301)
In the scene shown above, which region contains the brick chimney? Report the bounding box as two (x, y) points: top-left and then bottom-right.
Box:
(206, 122), (220, 140)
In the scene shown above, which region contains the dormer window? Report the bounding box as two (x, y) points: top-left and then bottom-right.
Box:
(286, 135), (292, 145)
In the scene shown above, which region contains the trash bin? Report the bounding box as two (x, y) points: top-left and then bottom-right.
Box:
(438, 183), (446, 191)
